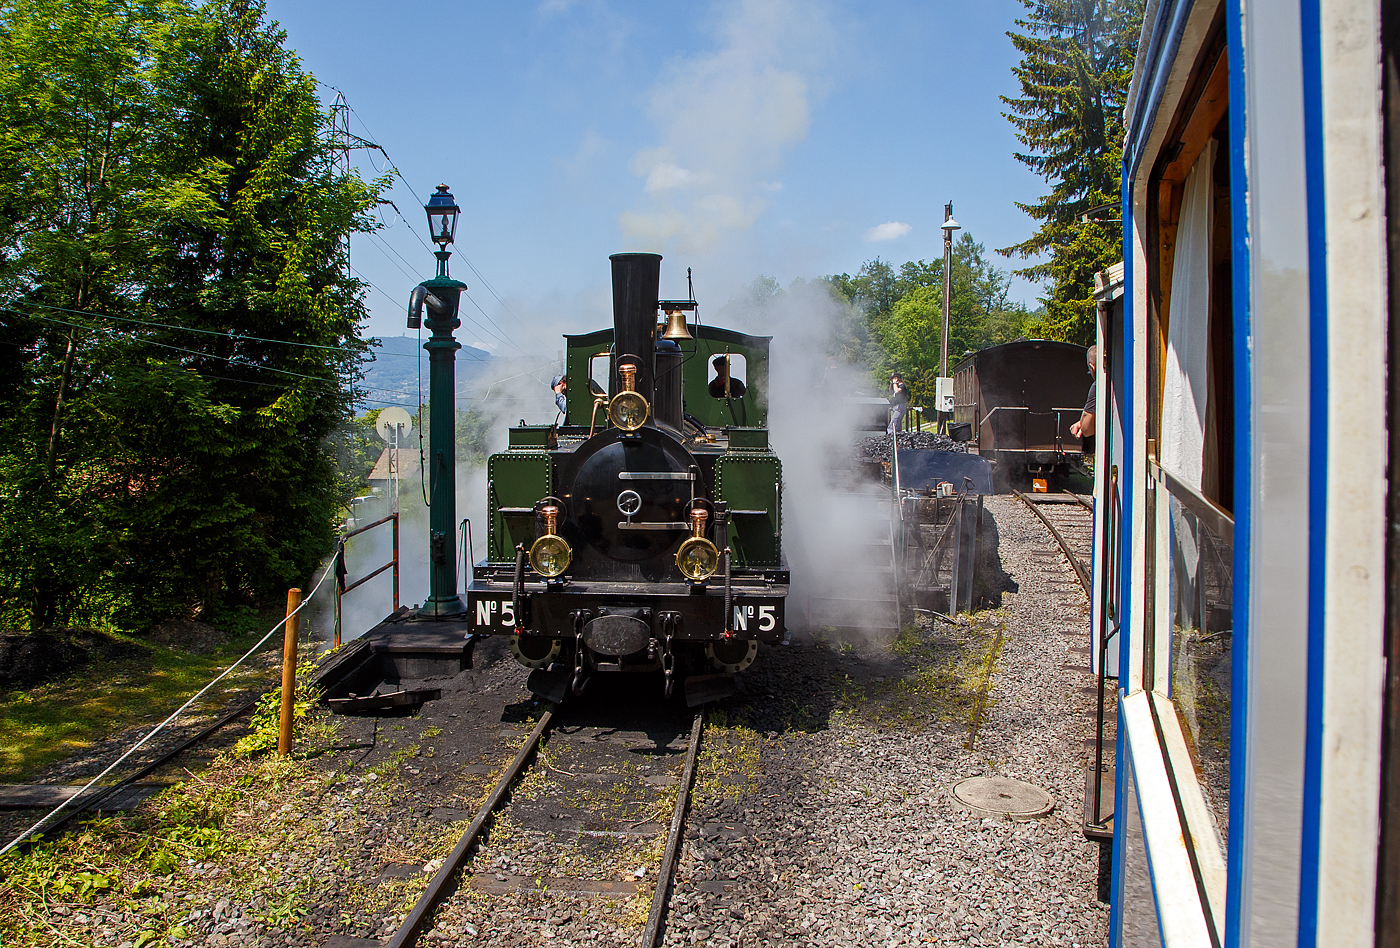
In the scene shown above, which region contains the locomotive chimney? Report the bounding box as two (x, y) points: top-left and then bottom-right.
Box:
(609, 252), (661, 410)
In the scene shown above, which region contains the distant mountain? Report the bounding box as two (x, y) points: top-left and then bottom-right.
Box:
(360, 335), (493, 404)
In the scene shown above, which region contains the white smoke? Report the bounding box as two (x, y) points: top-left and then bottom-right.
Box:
(716, 279), (896, 636)
(619, 0), (834, 254)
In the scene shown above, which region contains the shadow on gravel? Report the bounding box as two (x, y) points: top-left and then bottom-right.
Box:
(976, 505), (1018, 607)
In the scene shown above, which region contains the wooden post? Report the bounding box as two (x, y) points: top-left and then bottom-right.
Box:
(278, 588), (302, 756)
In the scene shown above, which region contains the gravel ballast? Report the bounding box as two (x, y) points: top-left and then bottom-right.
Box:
(663, 495), (1105, 947)
(0, 496), (1107, 947)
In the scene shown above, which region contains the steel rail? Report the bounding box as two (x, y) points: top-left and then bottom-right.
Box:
(1071, 493), (1095, 511)
(386, 705), (556, 948)
(30, 698), (258, 846)
(640, 711), (705, 947)
(1013, 490), (1091, 597)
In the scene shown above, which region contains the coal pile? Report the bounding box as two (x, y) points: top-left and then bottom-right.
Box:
(855, 430), (967, 463)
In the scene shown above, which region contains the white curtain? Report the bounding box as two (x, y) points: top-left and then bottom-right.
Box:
(1160, 139), (1216, 494)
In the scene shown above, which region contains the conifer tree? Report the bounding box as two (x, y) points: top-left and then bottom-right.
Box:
(999, 0), (1143, 346)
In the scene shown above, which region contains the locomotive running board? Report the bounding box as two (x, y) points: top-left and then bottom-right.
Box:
(683, 673), (735, 706)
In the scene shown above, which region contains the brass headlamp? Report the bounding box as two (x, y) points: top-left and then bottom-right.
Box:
(676, 507), (720, 582)
(608, 362), (650, 431)
(529, 503), (571, 578)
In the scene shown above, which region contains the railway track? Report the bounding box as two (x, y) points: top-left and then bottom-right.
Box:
(1012, 491), (1093, 596)
(3, 696), (259, 852)
(385, 704), (706, 947)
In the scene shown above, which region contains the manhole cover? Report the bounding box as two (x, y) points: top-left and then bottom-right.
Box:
(952, 776), (1054, 820)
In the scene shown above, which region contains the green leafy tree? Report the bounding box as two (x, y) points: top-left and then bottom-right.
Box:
(0, 0), (384, 629)
(825, 236), (1030, 402)
(999, 0), (1143, 345)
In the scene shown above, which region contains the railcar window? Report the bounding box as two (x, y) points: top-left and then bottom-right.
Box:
(1165, 494), (1233, 843)
(1142, 27), (1234, 877)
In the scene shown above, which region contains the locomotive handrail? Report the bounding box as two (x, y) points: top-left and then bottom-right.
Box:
(619, 521), (688, 530)
(619, 471), (696, 480)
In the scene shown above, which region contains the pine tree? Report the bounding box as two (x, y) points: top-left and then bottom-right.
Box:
(999, 0), (1143, 346)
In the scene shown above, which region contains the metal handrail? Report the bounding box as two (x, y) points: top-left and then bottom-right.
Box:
(333, 513), (400, 648)
(1148, 459), (1234, 545)
(977, 405), (1084, 428)
(890, 440), (904, 628)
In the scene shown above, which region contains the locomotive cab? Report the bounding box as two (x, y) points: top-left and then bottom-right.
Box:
(466, 253), (788, 706)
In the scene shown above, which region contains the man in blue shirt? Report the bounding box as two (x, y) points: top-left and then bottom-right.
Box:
(551, 375), (568, 419)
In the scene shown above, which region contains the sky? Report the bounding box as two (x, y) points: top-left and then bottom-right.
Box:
(265, 0), (1048, 357)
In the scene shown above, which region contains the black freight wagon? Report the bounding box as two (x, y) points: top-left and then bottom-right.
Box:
(952, 340), (1090, 488)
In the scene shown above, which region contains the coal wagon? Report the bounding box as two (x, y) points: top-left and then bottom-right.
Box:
(952, 340), (1090, 488)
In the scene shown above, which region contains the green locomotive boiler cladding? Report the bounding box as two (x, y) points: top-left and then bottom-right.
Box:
(467, 252), (789, 705)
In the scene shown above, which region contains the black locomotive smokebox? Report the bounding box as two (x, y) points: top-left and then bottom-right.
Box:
(584, 611), (652, 656)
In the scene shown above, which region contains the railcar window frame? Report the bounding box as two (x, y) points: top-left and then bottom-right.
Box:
(1135, 15), (1236, 942)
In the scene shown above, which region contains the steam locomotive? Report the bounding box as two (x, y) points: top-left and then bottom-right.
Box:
(465, 253), (789, 706)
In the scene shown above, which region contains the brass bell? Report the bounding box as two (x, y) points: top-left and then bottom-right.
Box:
(661, 309), (694, 341)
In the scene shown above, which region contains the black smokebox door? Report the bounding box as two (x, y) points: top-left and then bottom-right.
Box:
(569, 438), (689, 563)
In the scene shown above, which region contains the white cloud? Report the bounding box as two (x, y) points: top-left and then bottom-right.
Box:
(537, 0), (575, 17)
(557, 129), (608, 176)
(620, 0), (834, 253)
(864, 221), (912, 242)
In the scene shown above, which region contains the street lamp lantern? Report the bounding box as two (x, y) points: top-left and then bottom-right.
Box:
(942, 217), (961, 235)
(425, 184), (460, 247)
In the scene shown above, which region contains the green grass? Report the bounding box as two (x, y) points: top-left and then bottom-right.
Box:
(0, 630), (280, 783)
(829, 617), (1002, 732)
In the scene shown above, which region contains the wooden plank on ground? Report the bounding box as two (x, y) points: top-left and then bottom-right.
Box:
(0, 783), (166, 810)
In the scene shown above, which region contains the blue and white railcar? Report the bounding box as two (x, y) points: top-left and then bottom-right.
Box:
(1095, 0), (1394, 943)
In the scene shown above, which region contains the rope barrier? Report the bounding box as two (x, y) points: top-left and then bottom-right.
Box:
(0, 564), (335, 858)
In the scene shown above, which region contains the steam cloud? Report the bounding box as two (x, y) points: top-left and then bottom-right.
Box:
(619, 0), (834, 253)
(718, 281), (894, 636)
(309, 353), (560, 646)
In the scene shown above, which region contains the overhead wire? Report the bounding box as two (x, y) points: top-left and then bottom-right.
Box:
(316, 83), (555, 364)
(20, 310), (424, 405)
(369, 200), (541, 360)
(5, 299), (407, 357)
(321, 86), (556, 423)
(353, 267), (497, 362)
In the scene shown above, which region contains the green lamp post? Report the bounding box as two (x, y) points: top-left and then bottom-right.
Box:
(408, 184), (468, 617)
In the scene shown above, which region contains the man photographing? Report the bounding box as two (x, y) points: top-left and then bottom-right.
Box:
(888, 372), (910, 435)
